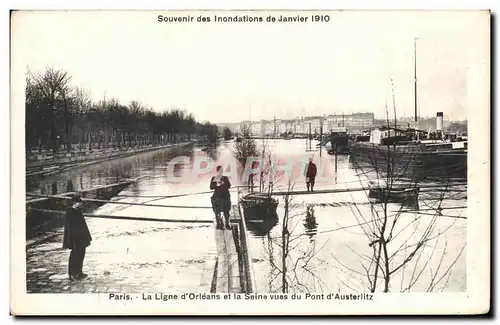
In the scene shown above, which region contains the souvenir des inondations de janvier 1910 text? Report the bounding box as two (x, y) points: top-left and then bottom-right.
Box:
(157, 14), (331, 23)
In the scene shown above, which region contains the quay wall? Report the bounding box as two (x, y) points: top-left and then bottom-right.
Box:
(26, 142), (194, 178)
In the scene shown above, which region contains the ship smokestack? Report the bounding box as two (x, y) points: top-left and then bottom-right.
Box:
(436, 112), (443, 139)
(436, 112), (443, 131)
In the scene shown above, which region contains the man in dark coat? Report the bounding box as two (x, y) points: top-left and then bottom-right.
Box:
(210, 166), (232, 230)
(248, 161), (259, 193)
(63, 194), (92, 280)
(304, 158), (318, 192)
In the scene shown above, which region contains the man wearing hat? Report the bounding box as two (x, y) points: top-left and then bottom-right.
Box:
(210, 165), (232, 230)
(304, 157), (318, 192)
(63, 194), (92, 280)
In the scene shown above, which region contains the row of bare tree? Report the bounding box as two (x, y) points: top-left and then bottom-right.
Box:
(26, 67), (220, 155)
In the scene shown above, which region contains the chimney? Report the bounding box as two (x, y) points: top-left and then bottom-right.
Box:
(436, 112), (443, 132)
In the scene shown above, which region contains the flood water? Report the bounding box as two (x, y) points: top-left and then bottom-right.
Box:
(27, 140), (467, 293)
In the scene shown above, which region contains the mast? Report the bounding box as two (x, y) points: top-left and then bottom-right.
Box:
(414, 37), (419, 140)
(273, 116), (276, 137)
(249, 103), (252, 137)
(414, 37), (417, 124)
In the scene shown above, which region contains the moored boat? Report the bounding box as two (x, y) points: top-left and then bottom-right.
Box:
(350, 38), (467, 182)
(368, 183), (419, 204)
(349, 136), (467, 181)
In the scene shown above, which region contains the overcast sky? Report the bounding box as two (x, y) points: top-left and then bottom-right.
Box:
(13, 10), (488, 123)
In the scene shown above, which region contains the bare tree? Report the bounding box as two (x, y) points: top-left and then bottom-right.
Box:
(261, 181), (328, 293)
(72, 87), (93, 151)
(29, 67), (73, 153)
(233, 124), (259, 166)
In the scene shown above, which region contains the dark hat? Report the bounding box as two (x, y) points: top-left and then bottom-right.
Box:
(70, 194), (82, 202)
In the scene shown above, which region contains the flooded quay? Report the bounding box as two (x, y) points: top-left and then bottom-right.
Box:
(26, 139), (467, 293)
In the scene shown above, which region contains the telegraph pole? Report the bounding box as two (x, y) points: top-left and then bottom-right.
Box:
(274, 116), (276, 138)
(335, 142), (338, 182)
(309, 123), (312, 150)
(319, 117), (323, 157)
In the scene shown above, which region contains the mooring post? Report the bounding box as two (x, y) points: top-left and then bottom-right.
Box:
(319, 117), (323, 158)
(308, 123), (312, 150)
(334, 143), (338, 182)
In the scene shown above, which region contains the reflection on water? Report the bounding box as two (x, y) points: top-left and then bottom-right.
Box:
(203, 147), (220, 162)
(303, 205), (318, 242)
(245, 214), (279, 238)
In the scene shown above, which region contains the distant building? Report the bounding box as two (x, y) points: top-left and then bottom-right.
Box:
(263, 121), (274, 135)
(251, 121), (262, 135)
(326, 113), (374, 134)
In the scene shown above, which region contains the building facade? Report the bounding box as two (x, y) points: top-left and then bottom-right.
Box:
(236, 112), (374, 136)
(326, 113), (374, 134)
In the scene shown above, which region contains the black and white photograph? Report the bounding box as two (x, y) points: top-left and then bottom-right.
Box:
(10, 9), (490, 315)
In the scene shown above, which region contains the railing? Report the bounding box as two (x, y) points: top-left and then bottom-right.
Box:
(232, 186), (257, 293)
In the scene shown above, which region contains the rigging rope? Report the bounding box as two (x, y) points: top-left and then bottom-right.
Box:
(29, 208), (214, 223)
(26, 193), (214, 209)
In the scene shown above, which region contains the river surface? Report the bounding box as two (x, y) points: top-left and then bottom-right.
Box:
(27, 140), (467, 293)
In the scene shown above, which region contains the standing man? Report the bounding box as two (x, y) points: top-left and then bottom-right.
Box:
(63, 194), (92, 280)
(304, 157), (317, 192)
(248, 161), (259, 193)
(210, 165), (232, 230)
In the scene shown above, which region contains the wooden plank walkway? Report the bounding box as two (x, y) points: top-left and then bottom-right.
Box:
(213, 228), (241, 293)
(211, 204), (251, 293)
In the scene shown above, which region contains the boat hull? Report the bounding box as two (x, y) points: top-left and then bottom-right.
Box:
(349, 141), (467, 181)
(368, 187), (418, 202)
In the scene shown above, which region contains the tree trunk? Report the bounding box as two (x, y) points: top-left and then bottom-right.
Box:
(282, 195), (289, 293)
(68, 128), (73, 153)
(65, 112), (71, 153)
(49, 119), (57, 155)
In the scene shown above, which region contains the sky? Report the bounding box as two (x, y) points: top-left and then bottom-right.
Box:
(12, 10), (489, 123)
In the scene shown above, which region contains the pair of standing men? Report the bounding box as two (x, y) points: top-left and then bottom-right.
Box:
(60, 166), (234, 281)
(209, 158), (316, 230)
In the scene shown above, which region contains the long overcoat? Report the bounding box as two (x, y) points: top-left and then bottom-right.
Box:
(62, 206), (92, 249)
(210, 176), (232, 214)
